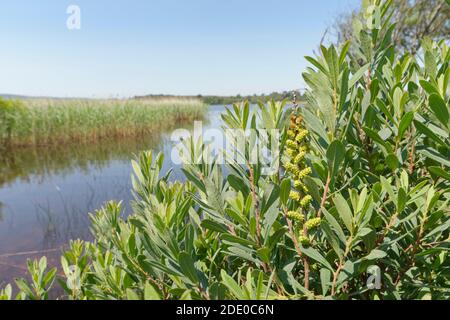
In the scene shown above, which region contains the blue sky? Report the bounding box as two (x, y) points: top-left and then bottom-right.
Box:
(0, 0), (359, 98)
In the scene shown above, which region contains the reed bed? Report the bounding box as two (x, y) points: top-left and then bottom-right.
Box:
(0, 98), (207, 147)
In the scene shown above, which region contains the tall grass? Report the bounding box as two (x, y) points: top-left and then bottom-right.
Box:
(0, 97), (207, 147)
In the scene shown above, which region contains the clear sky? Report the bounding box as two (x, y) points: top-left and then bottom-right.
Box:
(0, 0), (360, 98)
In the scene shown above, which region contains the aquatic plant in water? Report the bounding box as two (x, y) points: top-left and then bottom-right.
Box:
(0, 98), (207, 148)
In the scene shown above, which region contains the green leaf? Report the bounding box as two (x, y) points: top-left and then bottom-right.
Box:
(144, 282), (161, 300)
(418, 148), (450, 167)
(126, 289), (140, 300)
(322, 208), (347, 244)
(280, 178), (291, 206)
(385, 154), (400, 171)
(201, 219), (228, 234)
(333, 193), (354, 234)
(339, 68), (350, 111)
(364, 127), (392, 153)
(424, 219), (450, 240)
(339, 41), (351, 66)
(326, 140), (345, 177)
(256, 247), (271, 264)
(398, 111), (414, 140)
(419, 80), (439, 96)
(320, 268), (331, 296)
(397, 188), (407, 213)
(228, 175), (249, 195)
(305, 56), (328, 75)
(326, 45), (340, 91)
(414, 120), (446, 146)
(226, 245), (259, 265)
(428, 166), (450, 180)
(221, 234), (255, 247)
(393, 87), (407, 119)
(380, 176), (396, 203)
(363, 249), (387, 261)
(15, 279), (33, 298)
(221, 270), (245, 299)
(321, 222), (344, 259)
(424, 50), (437, 77)
(300, 246), (334, 272)
(42, 268), (57, 288)
(429, 94), (449, 128)
(179, 252), (199, 284)
(349, 64), (370, 88)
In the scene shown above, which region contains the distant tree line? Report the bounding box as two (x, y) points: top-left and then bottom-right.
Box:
(135, 90), (305, 105)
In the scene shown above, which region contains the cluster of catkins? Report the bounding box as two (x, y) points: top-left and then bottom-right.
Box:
(284, 112), (321, 246)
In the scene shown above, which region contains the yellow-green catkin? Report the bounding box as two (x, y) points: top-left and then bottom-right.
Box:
(299, 235), (310, 246)
(287, 211), (304, 223)
(283, 113), (313, 208)
(305, 217), (322, 231)
(300, 195), (313, 208)
(289, 191), (301, 202)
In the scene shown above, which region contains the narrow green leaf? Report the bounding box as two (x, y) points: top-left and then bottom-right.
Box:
(349, 64), (369, 88)
(333, 193), (353, 233)
(144, 282), (161, 300)
(363, 249), (387, 261)
(322, 208), (347, 244)
(201, 220), (228, 234)
(179, 252), (199, 283)
(300, 246), (334, 272)
(221, 270), (245, 299)
(320, 268), (331, 296)
(280, 178), (291, 206)
(414, 120), (446, 146)
(428, 166), (450, 180)
(126, 289), (140, 300)
(419, 148), (450, 167)
(429, 94), (449, 128)
(326, 140), (345, 177)
(398, 111), (414, 140)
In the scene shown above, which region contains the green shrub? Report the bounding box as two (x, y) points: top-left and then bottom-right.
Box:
(2, 0), (449, 300)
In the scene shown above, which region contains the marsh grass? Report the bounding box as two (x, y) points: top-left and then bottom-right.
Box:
(0, 97), (207, 148)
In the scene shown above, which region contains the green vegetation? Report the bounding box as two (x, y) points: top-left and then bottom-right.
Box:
(0, 98), (207, 148)
(200, 91), (304, 105)
(135, 91), (304, 106)
(333, 0), (450, 54)
(1, 0), (449, 300)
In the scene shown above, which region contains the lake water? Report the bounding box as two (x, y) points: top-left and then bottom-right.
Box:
(0, 105), (225, 286)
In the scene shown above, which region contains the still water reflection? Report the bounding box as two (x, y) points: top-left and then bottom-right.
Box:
(0, 105), (225, 286)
